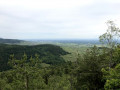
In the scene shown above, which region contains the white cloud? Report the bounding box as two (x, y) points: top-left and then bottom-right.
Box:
(0, 0), (120, 39)
(0, 0), (94, 11)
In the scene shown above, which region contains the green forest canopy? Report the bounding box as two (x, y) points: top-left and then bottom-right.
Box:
(0, 44), (68, 71)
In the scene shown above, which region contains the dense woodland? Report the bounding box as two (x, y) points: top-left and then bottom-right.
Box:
(0, 21), (120, 90)
(0, 38), (23, 44)
(0, 44), (68, 71)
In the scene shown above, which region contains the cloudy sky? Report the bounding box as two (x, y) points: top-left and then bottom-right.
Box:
(0, 0), (120, 39)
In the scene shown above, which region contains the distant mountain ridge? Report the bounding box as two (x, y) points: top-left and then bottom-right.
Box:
(0, 38), (23, 44)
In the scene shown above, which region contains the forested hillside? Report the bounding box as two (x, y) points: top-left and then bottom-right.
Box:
(0, 38), (23, 44)
(0, 44), (68, 71)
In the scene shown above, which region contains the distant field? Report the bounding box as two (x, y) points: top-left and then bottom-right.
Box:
(19, 40), (102, 62)
(60, 44), (89, 62)
(61, 44), (104, 62)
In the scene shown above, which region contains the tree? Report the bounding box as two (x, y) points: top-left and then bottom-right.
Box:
(75, 46), (104, 89)
(99, 20), (120, 68)
(99, 20), (120, 47)
(99, 21), (120, 90)
(5, 54), (46, 89)
(102, 64), (120, 89)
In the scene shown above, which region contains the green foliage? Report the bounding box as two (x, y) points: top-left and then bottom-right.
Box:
(0, 38), (23, 44)
(75, 46), (104, 89)
(0, 54), (72, 90)
(48, 75), (71, 90)
(0, 54), (46, 90)
(0, 44), (68, 71)
(102, 64), (120, 89)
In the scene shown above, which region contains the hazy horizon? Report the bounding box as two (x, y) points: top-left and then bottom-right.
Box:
(0, 0), (120, 39)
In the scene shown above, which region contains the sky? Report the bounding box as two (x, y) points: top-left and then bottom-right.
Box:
(0, 0), (120, 40)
